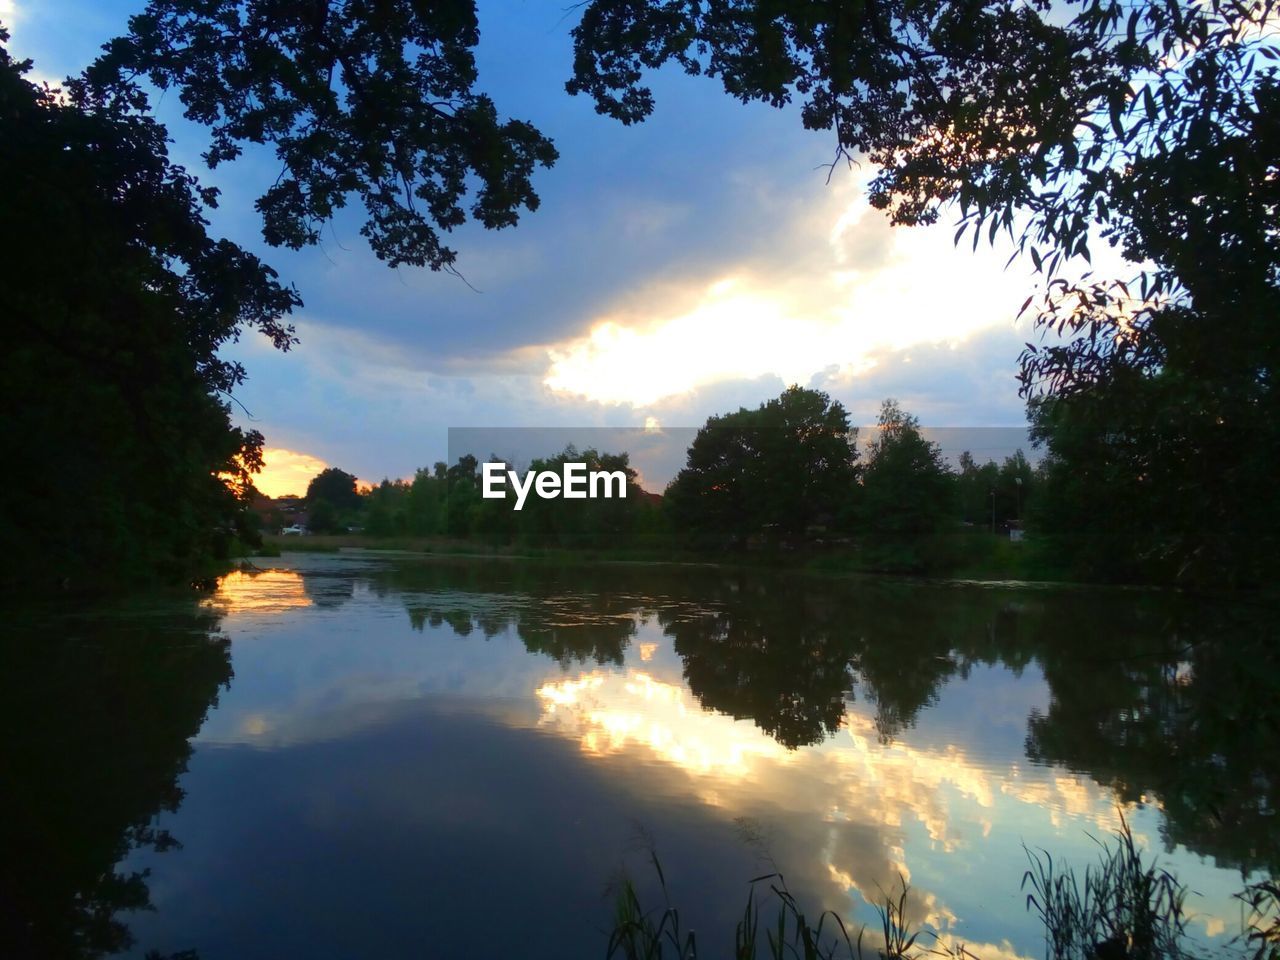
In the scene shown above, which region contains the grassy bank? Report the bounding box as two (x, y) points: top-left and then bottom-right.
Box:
(260, 533), (705, 565)
(259, 531), (1073, 584)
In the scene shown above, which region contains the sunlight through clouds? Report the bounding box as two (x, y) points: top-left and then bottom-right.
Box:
(541, 196), (1032, 407)
(253, 446), (331, 497)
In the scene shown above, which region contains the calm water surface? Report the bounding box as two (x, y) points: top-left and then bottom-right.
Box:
(5, 552), (1276, 959)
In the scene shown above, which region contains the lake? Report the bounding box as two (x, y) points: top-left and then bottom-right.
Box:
(4, 552), (1276, 959)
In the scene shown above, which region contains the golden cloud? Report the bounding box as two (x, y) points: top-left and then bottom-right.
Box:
(253, 446), (331, 498)
(541, 192), (1034, 407)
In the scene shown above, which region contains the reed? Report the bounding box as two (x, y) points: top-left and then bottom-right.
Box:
(608, 818), (1278, 960)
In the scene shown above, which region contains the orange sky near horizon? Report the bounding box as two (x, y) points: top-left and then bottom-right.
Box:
(251, 447), (331, 499)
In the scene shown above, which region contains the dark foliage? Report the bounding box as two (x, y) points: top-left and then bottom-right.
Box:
(566, 0), (1279, 586)
(665, 386), (859, 548)
(0, 36), (299, 593)
(89, 0), (559, 269)
(0, 606), (233, 958)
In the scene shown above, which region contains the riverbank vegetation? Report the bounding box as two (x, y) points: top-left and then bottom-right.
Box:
(606, 823), (1280, 960)
(5, 0), (1275, 594)
(267, 387), (1149, 586)
(0, 36), (299, 595)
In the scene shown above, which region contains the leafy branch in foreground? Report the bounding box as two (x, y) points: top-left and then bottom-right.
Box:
(86, 0), (559, 270)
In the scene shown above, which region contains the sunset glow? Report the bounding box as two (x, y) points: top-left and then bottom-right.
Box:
(252, 446), (330, 498)
(542, 197), (1031, 407)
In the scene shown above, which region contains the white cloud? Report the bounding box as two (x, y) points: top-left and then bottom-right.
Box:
(541, 187), (1035, 407)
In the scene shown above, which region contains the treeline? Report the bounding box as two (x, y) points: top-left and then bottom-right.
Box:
(292, 448), (665, 550)
(289, 387), (1047, 577)
(289, 383), (1276, 586)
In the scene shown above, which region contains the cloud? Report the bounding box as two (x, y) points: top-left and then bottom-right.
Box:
(530, 658), (1144, 949)
(539, 188), (1034, 407)
(185, 6), (1106, 480)
(253, 446), (330, 498)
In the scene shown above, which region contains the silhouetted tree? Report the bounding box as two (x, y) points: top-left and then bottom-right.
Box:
(514, 447), (644, 548)
(305, 467), (362, 514)
(957, 452), (1001, 529)
(0, 35), (298, 593)
(363, 479), (412, 537)
(859, 400), (956, 571)
(87, 0), (558, 270)
(666, 386), (859, 547)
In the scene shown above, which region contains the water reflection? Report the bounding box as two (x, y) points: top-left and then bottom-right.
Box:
(1025, 600), (1280, 873)
(203, 567), (311, 614)
(530, 662), (1128, 957)
(364, 558), (1278, 876)
(12, 556), (1272, 959)
(0, 605), (232, 959)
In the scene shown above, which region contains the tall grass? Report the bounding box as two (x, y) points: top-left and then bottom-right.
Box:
(606, 845), (862, 960)
(606, 853), (969, 960)
(1022, 817), (1189, 960)
(1236, 879), (1280, 960)
(608, 818), (1278, 960)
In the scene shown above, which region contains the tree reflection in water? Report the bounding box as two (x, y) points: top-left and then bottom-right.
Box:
(0, 606), (232, 959)
(6, 560), (1273, 956)
(372, 560), (1279, 876)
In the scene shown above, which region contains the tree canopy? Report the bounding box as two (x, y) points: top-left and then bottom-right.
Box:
(859, 400), (957, 570)
(666, 386), (858, 546)
(306, 467), (362, 513)
(0, 33), (298, 592)
(87, 0), (559, 270)
(566, 0), (1279, 585)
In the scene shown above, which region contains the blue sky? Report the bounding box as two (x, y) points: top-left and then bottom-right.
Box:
(7, 0), (1073, 494)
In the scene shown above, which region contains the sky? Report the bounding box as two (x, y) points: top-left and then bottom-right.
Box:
(7, 0), (1096, 496)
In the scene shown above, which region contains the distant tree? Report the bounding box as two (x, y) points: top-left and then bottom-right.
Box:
(446, 455), (480, 490)
(957, 452), (1001, 529)
(445, 474), (479, 539)
(859, 400), (956, 571)
(667, 386), (858, 547)
(406, 467), (446, 536)
(996, 450), (1034, 527)
(363, 479), (411, 537)
(514, 447), (643, 548)
(306, 498), (341, 536)
(956, 449), (1035, 530)
(305, 468), (361, 514)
